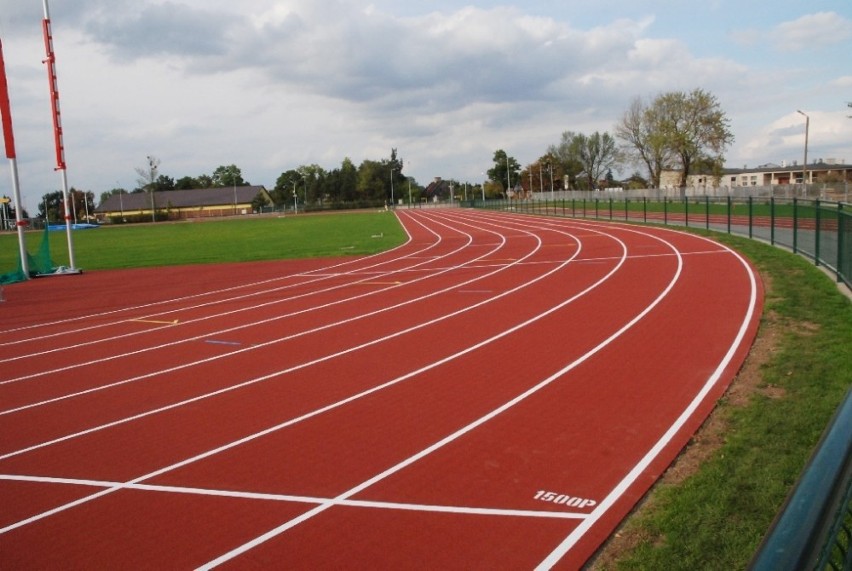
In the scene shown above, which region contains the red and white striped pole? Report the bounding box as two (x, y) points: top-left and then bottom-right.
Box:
(42, 0), (77, 270)
(0, 37), (30, 279)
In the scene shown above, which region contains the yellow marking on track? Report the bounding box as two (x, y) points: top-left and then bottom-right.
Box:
(130, 319), (179, 326)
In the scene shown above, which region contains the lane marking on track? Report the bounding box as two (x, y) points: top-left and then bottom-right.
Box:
(0, 474), (588, 520)
(0, 215), (471, 375)
(0, 211), (590, 535)
(204, 340), (243, 347)
(0, 215), (423, 342)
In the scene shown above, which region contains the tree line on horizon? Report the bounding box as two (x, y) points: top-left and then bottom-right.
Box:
(19, 87), (732, 220)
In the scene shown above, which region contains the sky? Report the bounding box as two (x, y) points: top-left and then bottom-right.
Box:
(0, 0), (850, 212)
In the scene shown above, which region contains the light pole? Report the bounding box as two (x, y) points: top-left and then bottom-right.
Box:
(797, 110), (809, 188)
(390, 167), (397, 208)
(147, 155), (157, 223)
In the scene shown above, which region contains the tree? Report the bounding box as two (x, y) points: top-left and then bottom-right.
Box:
(547, 133), (585, 190)
(174, 176), (198, 190)
(553, 131), (618, 190)
(134, 155), (160, 193)
(615, 96), (672, 188)
(357, 160), (387, 202)
(272, 169), (303, 206)
(211, 164), (247, 187)
(655, 88), (734, 188)
(154, 174), (175, 191)
(487, 150), (521, 192)
(338, 157), (358, 202)
(38, 190), (64, 222)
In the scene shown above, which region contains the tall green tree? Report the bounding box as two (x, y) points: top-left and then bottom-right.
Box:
(487, 149), (521, 192)
(550, 131), (618, 190)
(211, 164), (247, 187)
(357, 160), (387, 202)
(615, 95), (672, 189)
(654, 88), (733, 188)
(272, 169), (303, 206)
(547, 133), (585, 189)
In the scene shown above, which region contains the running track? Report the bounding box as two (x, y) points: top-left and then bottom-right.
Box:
(0, 208), (762, 569)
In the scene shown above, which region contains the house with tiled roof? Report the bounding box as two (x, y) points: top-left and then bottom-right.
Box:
(95, 185), (273, 221)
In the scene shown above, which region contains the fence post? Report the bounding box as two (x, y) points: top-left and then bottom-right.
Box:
(771, 197), (776, 245)
(793, 198), (799, 254)
(643, 197), (647, 223)
(727, 196), (732, 234)
(705, 195), (710, 230)
(748, 196), (754, 239)
(838, 204), (845, 284)
(664, 198), (668, 225)
(814, 200), (821, 267)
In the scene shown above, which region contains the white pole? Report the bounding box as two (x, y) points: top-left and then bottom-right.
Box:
(43, 0), (77, 269)
(0, 38), (29, 277)
(9, 157), (29, 277)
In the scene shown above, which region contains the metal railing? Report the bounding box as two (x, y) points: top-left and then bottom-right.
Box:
(475, 195), (850, 290)
(472, 195), (851, 569)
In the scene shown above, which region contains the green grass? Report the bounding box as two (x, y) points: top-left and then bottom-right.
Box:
(602, 232), (852, 570)
(0, 212), (406, 271)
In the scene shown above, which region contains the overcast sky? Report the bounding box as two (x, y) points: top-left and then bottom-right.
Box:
(1, 0), (850, 212)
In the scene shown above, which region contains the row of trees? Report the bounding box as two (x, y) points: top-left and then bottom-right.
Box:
(498, 88), (734, 194)
(22, 87), (733, 220)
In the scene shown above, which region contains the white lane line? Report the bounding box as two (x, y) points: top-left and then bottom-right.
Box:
(0, 219), (499, 414)
(0, 213), (442, 363)
(0, 214), (590, 534)
(199, 226), (682, 569)
(533, 229), (760, 570)
(0, 213), (550, 445)
(0, 220), (418, 339)
(0, 474), (587, 521)
(0, 214), (473, 384)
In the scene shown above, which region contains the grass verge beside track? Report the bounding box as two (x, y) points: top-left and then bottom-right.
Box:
(590, 231), (852, 570)
(0, 212), (406, 270)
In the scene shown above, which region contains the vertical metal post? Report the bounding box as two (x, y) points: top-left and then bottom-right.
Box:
(793, 198), (799, 254)
(43, 0), (77, 269)
(814, 200), (821, 266)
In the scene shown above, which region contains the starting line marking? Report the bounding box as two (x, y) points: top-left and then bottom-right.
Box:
(0, 474), (589, 521)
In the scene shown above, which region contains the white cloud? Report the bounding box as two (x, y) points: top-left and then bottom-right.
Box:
(1, 1), (850, 214)
(773, 11), (852, 52)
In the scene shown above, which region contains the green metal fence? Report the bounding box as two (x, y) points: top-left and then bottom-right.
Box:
(476, 196), (850, 290)
(473, 195), (851, 569)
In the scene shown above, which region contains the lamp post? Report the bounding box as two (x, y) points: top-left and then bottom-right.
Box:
(147, 155), (157, 223)
(390, 167), (397, 208)
(797, 110), (809, 189)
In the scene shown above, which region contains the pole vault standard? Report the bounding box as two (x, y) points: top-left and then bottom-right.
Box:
(0, 38), (30, 279)
(42, 0), (78, 272)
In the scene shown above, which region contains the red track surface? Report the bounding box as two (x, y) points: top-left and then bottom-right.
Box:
(0, 209), (762, 569)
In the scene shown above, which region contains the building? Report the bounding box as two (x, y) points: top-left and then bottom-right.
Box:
(95, 185), (273, 222)
(660, 159), (851, 190)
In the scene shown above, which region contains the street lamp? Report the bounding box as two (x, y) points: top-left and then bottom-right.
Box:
(797, 110), (809, 189)
(147, 155), (157, 223)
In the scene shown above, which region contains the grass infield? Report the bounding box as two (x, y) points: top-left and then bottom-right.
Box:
(0, 212), (407, 271)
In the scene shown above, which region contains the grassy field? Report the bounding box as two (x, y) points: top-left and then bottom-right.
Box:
(0, 212), (407, 271)
(3, 210), (849, 568)
(592, 231), (852, 569)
